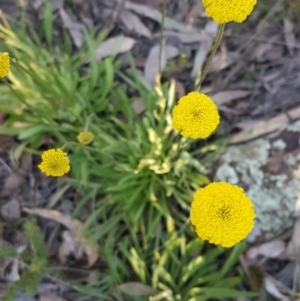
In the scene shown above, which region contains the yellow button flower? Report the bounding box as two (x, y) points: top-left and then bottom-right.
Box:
(190, 182), (255, 248)
(38, 148), (70, 177)
(202, 0), (257, 24)
(0, 52), (10, 78)
(172, 92), (220, 139)
(77, 131), (94, 145)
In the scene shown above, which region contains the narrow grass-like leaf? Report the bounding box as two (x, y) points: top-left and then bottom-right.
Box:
(42, 1), (53, 47)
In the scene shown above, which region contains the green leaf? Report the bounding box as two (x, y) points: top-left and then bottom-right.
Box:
(42, 1), (53, 47)
(184, 238), (204, 258)
(180, 247), (223, 285)
(219, 241), (246, 278)
(82, 27), (99, 90)
(18, 124), (47, 140)
(0, 244), (17, 258)
(129, 247), (147, 283)
(118, 282), (156, 296)
(154, 266), (176, 290)
(190, 288), (258, 299)
(213, 276), (241, 288)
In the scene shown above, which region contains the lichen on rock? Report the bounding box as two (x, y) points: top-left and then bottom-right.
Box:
(211, 124), (300, 242)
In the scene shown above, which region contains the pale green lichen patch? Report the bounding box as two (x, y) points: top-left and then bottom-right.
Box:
(212, 125), (300, 242)
(215, 163), (239, 184)
(287, 120), (300, 132)
(272, 139), (286, 151)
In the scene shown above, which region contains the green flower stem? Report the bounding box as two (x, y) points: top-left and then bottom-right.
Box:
(194, 23), (225, 91)
(84, 113), (95, 131)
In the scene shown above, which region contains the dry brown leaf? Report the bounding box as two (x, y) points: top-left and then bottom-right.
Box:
(58, 230), (82, 265)
(284, 217), (300, 259)
(230, 107), (300, 144)
(22, 207), (98, 268)
(20, 151), (32, 172)
(210, 90), (251, 106)
(246, 240), (285, 260)
(59, 8), (83, 48)
(120, 10), (152, 38)
(175, 80), (186, 98)
(210, 47), (237, 73)
(1, 198), (21, 222)
(263, 71), (282, 83)
(144, 43), (167, 86)
(154, 30), (211, 44)
(125, 1), (196, 32)
(191, 40), (213, 78)
(95, 35), (136, 62)
(1, 172), (24, 197)
(0, 134), (13, 149)
(250, 43), (273, 62)
(52, 0), (64, 11)
(131, 98), (145, 115)
(40, 295), (67, 301)
(275, 262), (297, 289)
(205, 21), (218, 35)
(165, 45), (180, 59)
(185, 2), (205, 25)
(283, 19), (296, 55)
(190, 22), (217, 78)
(264, 277), (290, 301)
(264, 45), (284, 62)
(3, 258), (20, 282)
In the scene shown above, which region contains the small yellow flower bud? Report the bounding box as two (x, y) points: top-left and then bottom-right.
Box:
(77, 131), (94, 145)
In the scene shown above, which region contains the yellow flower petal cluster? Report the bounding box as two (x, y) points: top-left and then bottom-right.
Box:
(38, 148), (70, 177)
(190, 182), (255, 248)
(77, 131), (94, 145)
(172, 92), (220, 139)
(202, 0), (257, 24)
(0, 52), (10, 78)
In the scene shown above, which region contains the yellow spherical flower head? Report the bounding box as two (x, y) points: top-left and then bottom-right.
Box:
(190, 182), (255, 248)
(0, 52), (10, 78)
(172, 92), (220, 139)
(202, 0), (257, 24)
(77, 131), (94, 145)
(38, 148), (70, 177)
